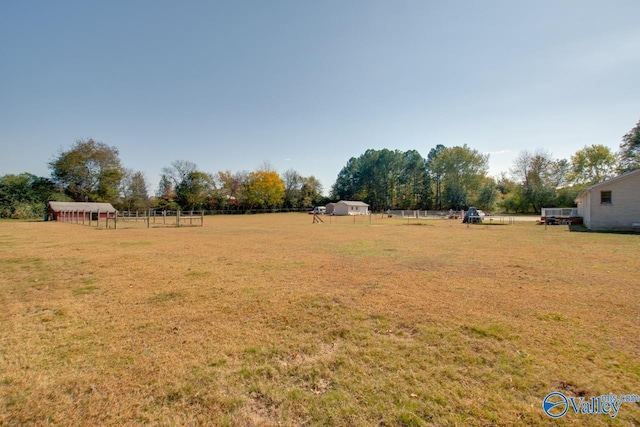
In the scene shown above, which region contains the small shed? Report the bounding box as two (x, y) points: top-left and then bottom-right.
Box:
(47, 201), (116, 221)
(333, 200), (369, 216)
(575, 169), (640, 231)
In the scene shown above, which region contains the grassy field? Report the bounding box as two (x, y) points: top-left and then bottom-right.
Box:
(0, 214), (638, 426)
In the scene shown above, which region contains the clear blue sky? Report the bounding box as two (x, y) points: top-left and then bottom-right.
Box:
(2, 1), (639, 195)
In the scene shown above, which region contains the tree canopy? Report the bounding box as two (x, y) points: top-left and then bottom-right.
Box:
(619, 118), (640, 172)
(49, 138), (123, 202)
(331, 149), (433, 211)
(507, 150), (561, 213)
(0, 173), (67, 218)
(282, 169), (324, 209)
(7, 117), (640, 218)
(569, 144), (617, 185)
(428, 145), (489, 210)
(245, 170), (285, 209)
(176, 171), (215, 210)
(117, 169), (150, 211)
(331, 146), (494, 211)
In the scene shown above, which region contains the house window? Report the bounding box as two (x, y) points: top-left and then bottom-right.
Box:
(601, 191), (612, 205)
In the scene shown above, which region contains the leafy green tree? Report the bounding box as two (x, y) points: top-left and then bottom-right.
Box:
(555, 186), (582, 208)
(496, 173), (526, 213)
(158, 160), (205, 210)
(495, 172), (516, 196)
(300, 175), (323, 209)
(331, 157), (363, 202)
(510, 149), (564, 212)
(474, 179), (499, 212)
(214, 170), (248, 209)
(398, 150), (431, 209)
(49, 138), (123, 202)
(176, 171), (215, 210)
(0, 173), (68, 218)
(426, 144), (446, 209)
(428, 145), (489, 209)
(282, 169), (303, 208)
(118, 169), (150, 211)
(619, 118), (640, 172)
(245, 170), (285, 209)
(569, 144), (617, 184)
(500, 188), (528, 213)
(551, 158), (572, 190)
(332, 149), (432, 211)
(154, 175), (179, 211)
(354, 149), (400, 210)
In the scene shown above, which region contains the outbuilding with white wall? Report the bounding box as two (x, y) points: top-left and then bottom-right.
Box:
(333, 200), (369, 216)
(575, 169), (640, 231)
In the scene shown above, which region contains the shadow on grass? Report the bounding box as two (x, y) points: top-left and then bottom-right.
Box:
(568, 224), (640, 235)
(463, 222), (510, 227)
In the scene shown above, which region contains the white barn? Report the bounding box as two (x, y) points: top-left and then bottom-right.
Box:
(575, 169), (640, 231)
(333, 200), (369, 216)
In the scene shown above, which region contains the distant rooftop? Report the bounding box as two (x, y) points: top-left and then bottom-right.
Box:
(336, 200), (369, 206)
(48, 202), (116, 212)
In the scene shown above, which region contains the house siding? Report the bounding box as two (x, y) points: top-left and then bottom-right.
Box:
(576, 170), (640, 230)
(333, 201), (369, 216)
(578, 192), (591, 228)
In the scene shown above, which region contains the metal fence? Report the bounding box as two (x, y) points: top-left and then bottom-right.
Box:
(386, 210), (464, 219)
(541, 208), (579, 218)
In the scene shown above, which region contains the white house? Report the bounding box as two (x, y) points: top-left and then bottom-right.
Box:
(333, 200), (369, 216)
(575, 169), (640, 231)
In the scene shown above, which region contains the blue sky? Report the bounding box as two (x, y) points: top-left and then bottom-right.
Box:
(2, 1), (639, 195)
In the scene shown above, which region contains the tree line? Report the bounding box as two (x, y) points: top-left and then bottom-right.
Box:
(0, 139), (324, 218)
(331, 119), (639, 213)
(1, 118), (639, 218)
(154, 160), (324, 212)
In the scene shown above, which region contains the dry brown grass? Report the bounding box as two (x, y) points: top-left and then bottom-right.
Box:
(0, 214), (638, 426)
